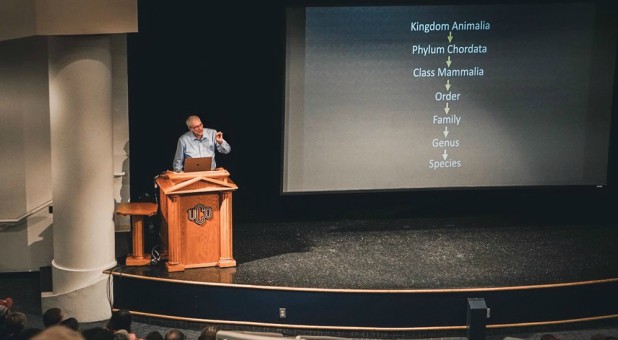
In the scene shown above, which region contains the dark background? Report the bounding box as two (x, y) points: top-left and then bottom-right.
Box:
(127, 0), (618, 224)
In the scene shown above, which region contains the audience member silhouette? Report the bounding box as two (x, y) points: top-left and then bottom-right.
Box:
(164, 328), (185, 340)
(112, 329), (131, 340)
(31, 325), (84, 340)
(82, 327), (114, 340)
(42, 307), (64, 328)
(198, 326), (218, 340)
(3, 311), (27, 339)
(106, 310), (137, 340)
(145, 331), (164, 340)
(60, 317), (80, 331)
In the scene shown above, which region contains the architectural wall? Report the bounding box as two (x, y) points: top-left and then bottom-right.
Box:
(0, 36), (54, 272)
(0, 35), (131, 272)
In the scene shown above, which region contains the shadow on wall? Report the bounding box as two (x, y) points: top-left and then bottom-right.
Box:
(0, 211), (53, 272)
(114, 141), (131, 232)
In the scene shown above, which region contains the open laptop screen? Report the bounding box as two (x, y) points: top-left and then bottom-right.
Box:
(184, 157), (212, 172)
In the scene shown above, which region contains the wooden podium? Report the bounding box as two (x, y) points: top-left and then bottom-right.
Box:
(116, 202), (159, 266)
(156, 168), (238, 272)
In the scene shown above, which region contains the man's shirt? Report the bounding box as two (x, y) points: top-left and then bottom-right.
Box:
(173, 128), (231, 172)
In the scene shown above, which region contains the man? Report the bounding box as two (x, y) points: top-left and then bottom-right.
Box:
(172, 115), (231, 172)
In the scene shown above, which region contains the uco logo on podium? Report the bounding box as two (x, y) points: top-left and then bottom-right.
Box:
(187, 204), (213, 226)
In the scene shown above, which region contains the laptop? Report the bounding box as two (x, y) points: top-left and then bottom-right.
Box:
(183, 157), (213, 172)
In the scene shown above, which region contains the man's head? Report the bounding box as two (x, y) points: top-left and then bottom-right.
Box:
(186, 115), (204, 139)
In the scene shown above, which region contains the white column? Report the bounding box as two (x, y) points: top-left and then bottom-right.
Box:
(43, 35), (117, 322)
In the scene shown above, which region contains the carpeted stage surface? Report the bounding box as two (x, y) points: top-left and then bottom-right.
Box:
(4, 217), (618, 340)
(123, 216), (618, 289)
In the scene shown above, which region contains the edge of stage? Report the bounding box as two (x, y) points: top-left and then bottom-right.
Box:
(109, 217), (618, 337)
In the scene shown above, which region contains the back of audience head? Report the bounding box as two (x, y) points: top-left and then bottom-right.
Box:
(31, 325), (84, 340)
(106, 309), (132, 333)
(42, 307), (64, 328)
(145, 331), (164, 340)
(82, 327), (114, 340)
(4, 311), (28, 338)
(165, 329), (185, 340)
(112, 329), (130, 340)
(60, 317), (79, 331)
(198, 326), (218, 340)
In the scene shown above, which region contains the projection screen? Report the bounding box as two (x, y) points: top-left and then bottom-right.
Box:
(283, 2), (616, 193)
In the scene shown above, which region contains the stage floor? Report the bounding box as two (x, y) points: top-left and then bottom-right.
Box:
(117, 216), (618, 289)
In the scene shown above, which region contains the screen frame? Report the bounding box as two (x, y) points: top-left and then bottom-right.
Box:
(280, 0), (618, 195)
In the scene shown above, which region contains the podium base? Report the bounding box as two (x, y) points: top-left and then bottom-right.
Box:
(165, 262), (186, 272)
(218, 258), (237, 268)
(126, 255), (151, 266)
